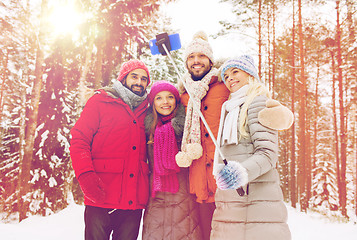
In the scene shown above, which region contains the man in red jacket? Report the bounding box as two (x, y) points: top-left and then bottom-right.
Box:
(70, 59), (150, 240)
(175, 31), (230, 240)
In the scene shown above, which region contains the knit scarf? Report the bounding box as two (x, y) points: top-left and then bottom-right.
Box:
(180, 68), (218, 153)
(152, 113), (180, 197)
(112, 81), (147, 110)
(213, 84), (248, 176)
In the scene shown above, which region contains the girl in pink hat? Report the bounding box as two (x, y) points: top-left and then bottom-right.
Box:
(142, 81), (201, 240)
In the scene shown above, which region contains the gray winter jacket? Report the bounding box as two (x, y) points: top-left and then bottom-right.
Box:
(211, 95), (291, 240)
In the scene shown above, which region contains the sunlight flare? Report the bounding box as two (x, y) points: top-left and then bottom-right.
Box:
(47, 1), (88, 36)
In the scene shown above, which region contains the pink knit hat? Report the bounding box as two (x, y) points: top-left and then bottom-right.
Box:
(148, 81), (180, 105)
(117, 59), (150, 84)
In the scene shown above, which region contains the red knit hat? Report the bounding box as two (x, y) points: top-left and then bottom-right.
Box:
(117, 59), (150, 84)
(148, 81), (180, 105)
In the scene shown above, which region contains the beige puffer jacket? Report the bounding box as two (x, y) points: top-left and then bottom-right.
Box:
(211, 95), (291, 240)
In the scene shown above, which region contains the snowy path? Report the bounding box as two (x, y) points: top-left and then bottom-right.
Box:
(1, 204), (356, 240)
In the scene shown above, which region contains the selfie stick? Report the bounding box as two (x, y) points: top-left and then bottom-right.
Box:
(155, 35), (245, 196)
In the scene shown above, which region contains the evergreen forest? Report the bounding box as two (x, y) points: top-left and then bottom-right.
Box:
(0, 0), (356, 223)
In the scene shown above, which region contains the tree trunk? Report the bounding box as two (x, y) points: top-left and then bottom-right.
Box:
(345, 0), (357, 218)
(335, 0), (347, 218)
(312, 65), (319, 198)
(267, 3), (272, 91)
(0, 50), (8, 145)
(330, 49), (342, 210)
(306, 127), (311, 207)
(272, 2), (276, 97)
(0, 51), (8, 152)
(18, 0), (48, 222)
(290, 0), (297, 208)
(19, 77), (27, 188)
(102, 42), (116, 87)
(78, 34), (95, 110)
(258, 0), (262, 79)
(298, 0), (307, 212)
(355, 111), (357, 217)
(19, 0), (31, 186)
(94, 38), (104, 89)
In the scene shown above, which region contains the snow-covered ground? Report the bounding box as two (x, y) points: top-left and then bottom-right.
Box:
(1, 204), (356, 240)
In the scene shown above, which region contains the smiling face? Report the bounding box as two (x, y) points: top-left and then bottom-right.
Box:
(223, 67), (250, 93)
(153, 91), (177, 116)
(186, 52), (212, 81)
(122, 69), (149, 96)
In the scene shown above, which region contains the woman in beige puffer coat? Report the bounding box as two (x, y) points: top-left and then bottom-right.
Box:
(211, 56), (291, 240)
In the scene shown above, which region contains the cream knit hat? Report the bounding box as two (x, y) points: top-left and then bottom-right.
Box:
(184, 31), (214, 64)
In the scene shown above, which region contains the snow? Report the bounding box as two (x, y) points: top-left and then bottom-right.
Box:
(1, 204), (356, 240)
(0, 204), (84, 240)
(288, 207), (357, 239)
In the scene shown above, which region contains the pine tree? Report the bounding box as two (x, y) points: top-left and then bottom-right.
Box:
(335, 0), (348, 218)
(0, 0), (37, 221)
(1, 0), (176, 221)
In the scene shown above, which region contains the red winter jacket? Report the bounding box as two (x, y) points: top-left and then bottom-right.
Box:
(70, 90), (149, 210)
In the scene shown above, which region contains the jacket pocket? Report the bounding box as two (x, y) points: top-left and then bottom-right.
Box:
(93, 158), (125, 203)
(137, 160), (150, 206)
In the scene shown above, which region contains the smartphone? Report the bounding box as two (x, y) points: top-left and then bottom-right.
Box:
(149, 33), (181, 55)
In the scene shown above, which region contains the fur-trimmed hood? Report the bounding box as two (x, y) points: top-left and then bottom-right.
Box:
(144, 103), (186, 138)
